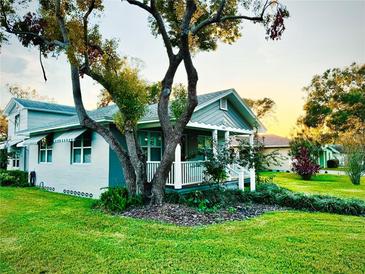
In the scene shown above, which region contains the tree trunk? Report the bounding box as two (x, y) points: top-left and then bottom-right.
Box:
(124, 126), (148, 199)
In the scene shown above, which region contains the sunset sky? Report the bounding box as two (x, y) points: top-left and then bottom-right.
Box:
(0, 0), (364, 137)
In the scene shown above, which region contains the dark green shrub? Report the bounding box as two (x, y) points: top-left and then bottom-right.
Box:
(0, 170), (28, 187)
(327, 159), (339, 168)
(93, 187), (143, 213)
(166, 183), (365, 216)
(243, 183), (365, 216)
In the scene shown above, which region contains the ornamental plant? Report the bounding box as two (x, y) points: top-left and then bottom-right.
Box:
(292, 147), (320, 180)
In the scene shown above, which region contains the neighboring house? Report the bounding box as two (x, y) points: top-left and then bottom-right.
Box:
(318, 145), (344, 168)
(260, 134), (291, 172)
(259, 135), (344, 171)
(1, 89), (261, 198)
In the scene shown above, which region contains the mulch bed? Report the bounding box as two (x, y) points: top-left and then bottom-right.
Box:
(121, 203), (285, 226)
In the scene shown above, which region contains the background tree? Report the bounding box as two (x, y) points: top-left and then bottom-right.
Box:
(6, 84), (55, 102)
(341, 132), (365, 185)
(244, 97), (276, 119)
(1, 0), (289, 204)
(0, 110), (7, 142)
(297, 63), (365, 142)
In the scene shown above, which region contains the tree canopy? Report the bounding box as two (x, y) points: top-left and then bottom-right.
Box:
(298, 63), (365, 142)
(244, 97), (275, 119)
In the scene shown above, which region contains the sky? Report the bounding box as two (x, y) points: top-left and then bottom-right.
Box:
(0, 0), (364, 137)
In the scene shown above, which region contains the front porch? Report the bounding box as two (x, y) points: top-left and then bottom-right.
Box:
(142, 125), (257, 191)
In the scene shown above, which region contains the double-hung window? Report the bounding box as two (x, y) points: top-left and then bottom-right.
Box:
(39, 136), (53, 163)
(138, 131), (162, 161)
(72, 131), (92, 164)
(12, 150), (20, 167)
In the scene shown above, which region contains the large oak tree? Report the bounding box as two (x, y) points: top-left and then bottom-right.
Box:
(0, 0), (289, 204)
(298, 63), (365, 143)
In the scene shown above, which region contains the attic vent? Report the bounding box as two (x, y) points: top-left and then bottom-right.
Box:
(220, 98), (228, 110)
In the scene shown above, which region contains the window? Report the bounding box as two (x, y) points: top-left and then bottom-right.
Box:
(220, 98), (228, 110)
(12, 150), (20, 167)
(72, 131), (92, 164)
(39, 136), (53, 163)
(138, 131), (162, 161)
(197, 135), (213, 160)
(197, 135), (212, 150)
(14, 114), (20, 133)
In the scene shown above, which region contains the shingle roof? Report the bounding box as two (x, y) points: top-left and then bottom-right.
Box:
(259, 134), (290, 147)
(22, 89), (238, 134)
(139, 89), (232, 122)
(14, 98), (76, 114)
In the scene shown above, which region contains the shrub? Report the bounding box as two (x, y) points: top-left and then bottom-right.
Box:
(237, 134), (286, 178)
(292, 147), (320, 180)
(201, 144), (235, 185)
(327, 159), (339, 168)
(0, 170), (29, 187)
(93, 187), (142, 213)
(166, 183), (365, 216)
(345, 143), (365, 185)
(243, 183), (365, 216)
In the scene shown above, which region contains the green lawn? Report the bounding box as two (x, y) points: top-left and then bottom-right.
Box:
(261, 172), (365, 200)
(1, 188), (365, 273)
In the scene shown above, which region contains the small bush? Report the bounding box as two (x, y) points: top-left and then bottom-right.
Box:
(0, 170), (29, 187)
(93, 187), (143, 213)
(327, 159), (339, 168)
(292, 147), (320, 180)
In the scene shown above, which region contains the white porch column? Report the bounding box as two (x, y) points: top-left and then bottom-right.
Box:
(224, 131), (230, 147)
(212, 129), (218, 156)
(224, 131), (231, 180)
(249, 134), (256, 191)
(174, 143), (182, 189)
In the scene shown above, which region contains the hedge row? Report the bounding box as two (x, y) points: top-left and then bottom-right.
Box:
(165, 183), (365, 216)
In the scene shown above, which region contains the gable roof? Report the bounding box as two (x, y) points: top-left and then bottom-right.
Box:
(260, 134), (290, 148)
(4, 97), (76, 116)
(19, 89), (263, 136)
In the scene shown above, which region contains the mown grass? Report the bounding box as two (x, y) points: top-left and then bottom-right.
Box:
(1, 187), (365, 273)
(261, 172), (365, 200)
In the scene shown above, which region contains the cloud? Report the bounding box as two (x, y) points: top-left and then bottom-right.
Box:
(0, 55), (28, 74)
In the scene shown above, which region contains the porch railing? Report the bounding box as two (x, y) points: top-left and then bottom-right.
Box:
(146, 160), (255, 191)
(146, 160), (206, 187)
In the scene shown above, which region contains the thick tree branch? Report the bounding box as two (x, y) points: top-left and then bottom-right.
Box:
(54, 0), (129, 160)
(0, 1), (65, 48)
(125, 0), (173, 59)
(82, 0), (96, 69)
(191, 0), (273, 35)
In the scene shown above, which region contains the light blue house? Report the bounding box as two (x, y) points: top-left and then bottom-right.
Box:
(2, 89), (261, 198)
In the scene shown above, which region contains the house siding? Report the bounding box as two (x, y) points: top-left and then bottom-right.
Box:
(27, 110), (72, 129)
(264, 147), (291, 172)
(191, 101), (251, 130)
(28, 131), (110, 198)
(108, 126), (126, 188)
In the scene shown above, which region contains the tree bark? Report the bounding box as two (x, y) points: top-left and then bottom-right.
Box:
(124, 126), (148, 199)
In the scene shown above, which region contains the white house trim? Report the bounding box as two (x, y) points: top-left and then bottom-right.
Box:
(187, 121), (254, 134)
